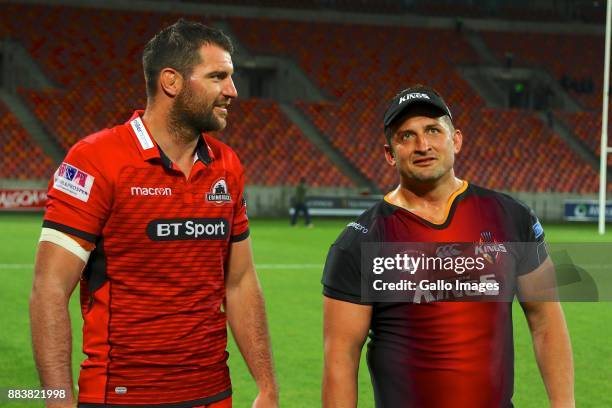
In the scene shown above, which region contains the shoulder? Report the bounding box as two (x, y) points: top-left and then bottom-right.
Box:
(332, 200), (394, 251)
(205, 134), (243, 170)
(322, 200), (392, 304)
(61, 125), (130, 182)
(69, 125), (127, 157)
(468, 184), (543, 240)
(468, 184), (535, 216)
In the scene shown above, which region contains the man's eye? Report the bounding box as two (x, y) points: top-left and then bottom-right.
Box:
(428, 128), (440, 134)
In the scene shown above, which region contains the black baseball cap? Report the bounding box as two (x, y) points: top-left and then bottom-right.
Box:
(383, 86), (452, 132)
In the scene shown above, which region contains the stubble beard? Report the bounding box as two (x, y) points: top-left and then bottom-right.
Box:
(169, 85), (225, 142)
(398, 156), (454, 185)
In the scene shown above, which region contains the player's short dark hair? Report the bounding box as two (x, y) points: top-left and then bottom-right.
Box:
(142, 19), (234, 98)
(383, 84), (453, 145)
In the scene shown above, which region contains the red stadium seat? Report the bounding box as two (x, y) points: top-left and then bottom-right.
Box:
(555, 111), (612, 166)
(229, 17), (598, 192)
(482, 31), (602, 110)
(1, 4), (351, 186)
(220, 99), (352, 186)
(0, 4), (603, 191)
(0, 102), (54, 180)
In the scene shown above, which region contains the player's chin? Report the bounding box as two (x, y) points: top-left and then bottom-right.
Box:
(407, 168), (444, 182)
(212, 115), (228, 130)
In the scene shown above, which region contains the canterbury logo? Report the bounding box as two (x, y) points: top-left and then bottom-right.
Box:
(435, 244), (462, 258)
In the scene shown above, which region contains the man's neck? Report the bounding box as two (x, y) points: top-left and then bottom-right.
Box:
(142, 106), (199, 176)
(387, 173), (465, 224)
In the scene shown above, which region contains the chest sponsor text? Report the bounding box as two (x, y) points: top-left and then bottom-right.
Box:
(147, 218), (229, 241)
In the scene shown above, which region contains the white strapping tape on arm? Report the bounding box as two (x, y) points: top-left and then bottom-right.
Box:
(39, 228), (92, 263)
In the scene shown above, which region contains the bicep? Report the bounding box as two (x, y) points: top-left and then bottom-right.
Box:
(32, 241), (85, 300)
(225, 237), (256, 288)
(324, 296), (371, 350)
(518, 257), (566, 330)
(517, 256), (557, 302)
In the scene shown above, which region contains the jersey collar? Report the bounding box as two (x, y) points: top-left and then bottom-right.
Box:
(126, 110), (214, 168)
(383, 180), (469, 228)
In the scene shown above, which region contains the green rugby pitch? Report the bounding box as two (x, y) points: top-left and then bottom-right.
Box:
(0, 214), (610, 407)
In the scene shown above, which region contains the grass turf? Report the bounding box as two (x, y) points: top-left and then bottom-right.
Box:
(0, 214), (610, 407)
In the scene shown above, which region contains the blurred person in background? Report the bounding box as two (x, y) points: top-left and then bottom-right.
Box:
(291, 177), (313, 227)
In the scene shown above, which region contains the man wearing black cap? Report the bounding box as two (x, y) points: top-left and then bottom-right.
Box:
(321, 85), (574, 407)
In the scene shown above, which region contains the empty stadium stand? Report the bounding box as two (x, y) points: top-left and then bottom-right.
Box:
(0, 3), (607, 193)
(457, 108), (599, 193)
(555, 110), (612, 166)
(0, 101), (54, 180)
(1, 4), (352, 186)
(231, 17), (601, 192)
(481, 31), (603, 111)
(187, 0), (602, 23)
(1, 5), (174, 150)
(221, 99), (353, 186)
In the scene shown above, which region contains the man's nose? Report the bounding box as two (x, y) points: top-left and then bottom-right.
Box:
(414, 133), (431, 152)
(223, 77), (238, 99)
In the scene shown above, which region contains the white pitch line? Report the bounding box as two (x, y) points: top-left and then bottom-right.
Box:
(257, 264), (322, 269)
(0, 264), (34, 269)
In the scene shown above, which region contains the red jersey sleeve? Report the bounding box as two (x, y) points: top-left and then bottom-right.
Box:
(230, 162), (249, 243)
(43, 140), (113, 243)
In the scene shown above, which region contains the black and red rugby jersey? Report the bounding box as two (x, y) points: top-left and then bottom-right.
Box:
(43, 111), (248, 407)
(322, 182), (547, 408)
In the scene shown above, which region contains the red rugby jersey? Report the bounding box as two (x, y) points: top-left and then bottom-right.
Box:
(43, 111), (249, 407)
(322, 182), (547, 408)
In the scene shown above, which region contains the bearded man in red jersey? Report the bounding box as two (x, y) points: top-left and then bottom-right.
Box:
(30, 19), (278, 408)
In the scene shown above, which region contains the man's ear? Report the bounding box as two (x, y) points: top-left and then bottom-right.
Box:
(453, 129), (463, 154)
(384, 144), (396, 166)
(159, 68), (183, 97)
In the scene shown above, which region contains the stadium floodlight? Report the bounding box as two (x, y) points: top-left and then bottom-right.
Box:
(599, 0), (612, 235)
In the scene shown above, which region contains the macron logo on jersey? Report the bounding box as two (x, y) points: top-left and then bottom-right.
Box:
(130, 187), (172, 196)
(347, 222), (368, 234)
(53, 162), (94, 202)
(130, 117), (154, 150)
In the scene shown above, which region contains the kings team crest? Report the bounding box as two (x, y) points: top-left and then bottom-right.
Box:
(206, 178), (232, 203)
(475, 230), (507, 264)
